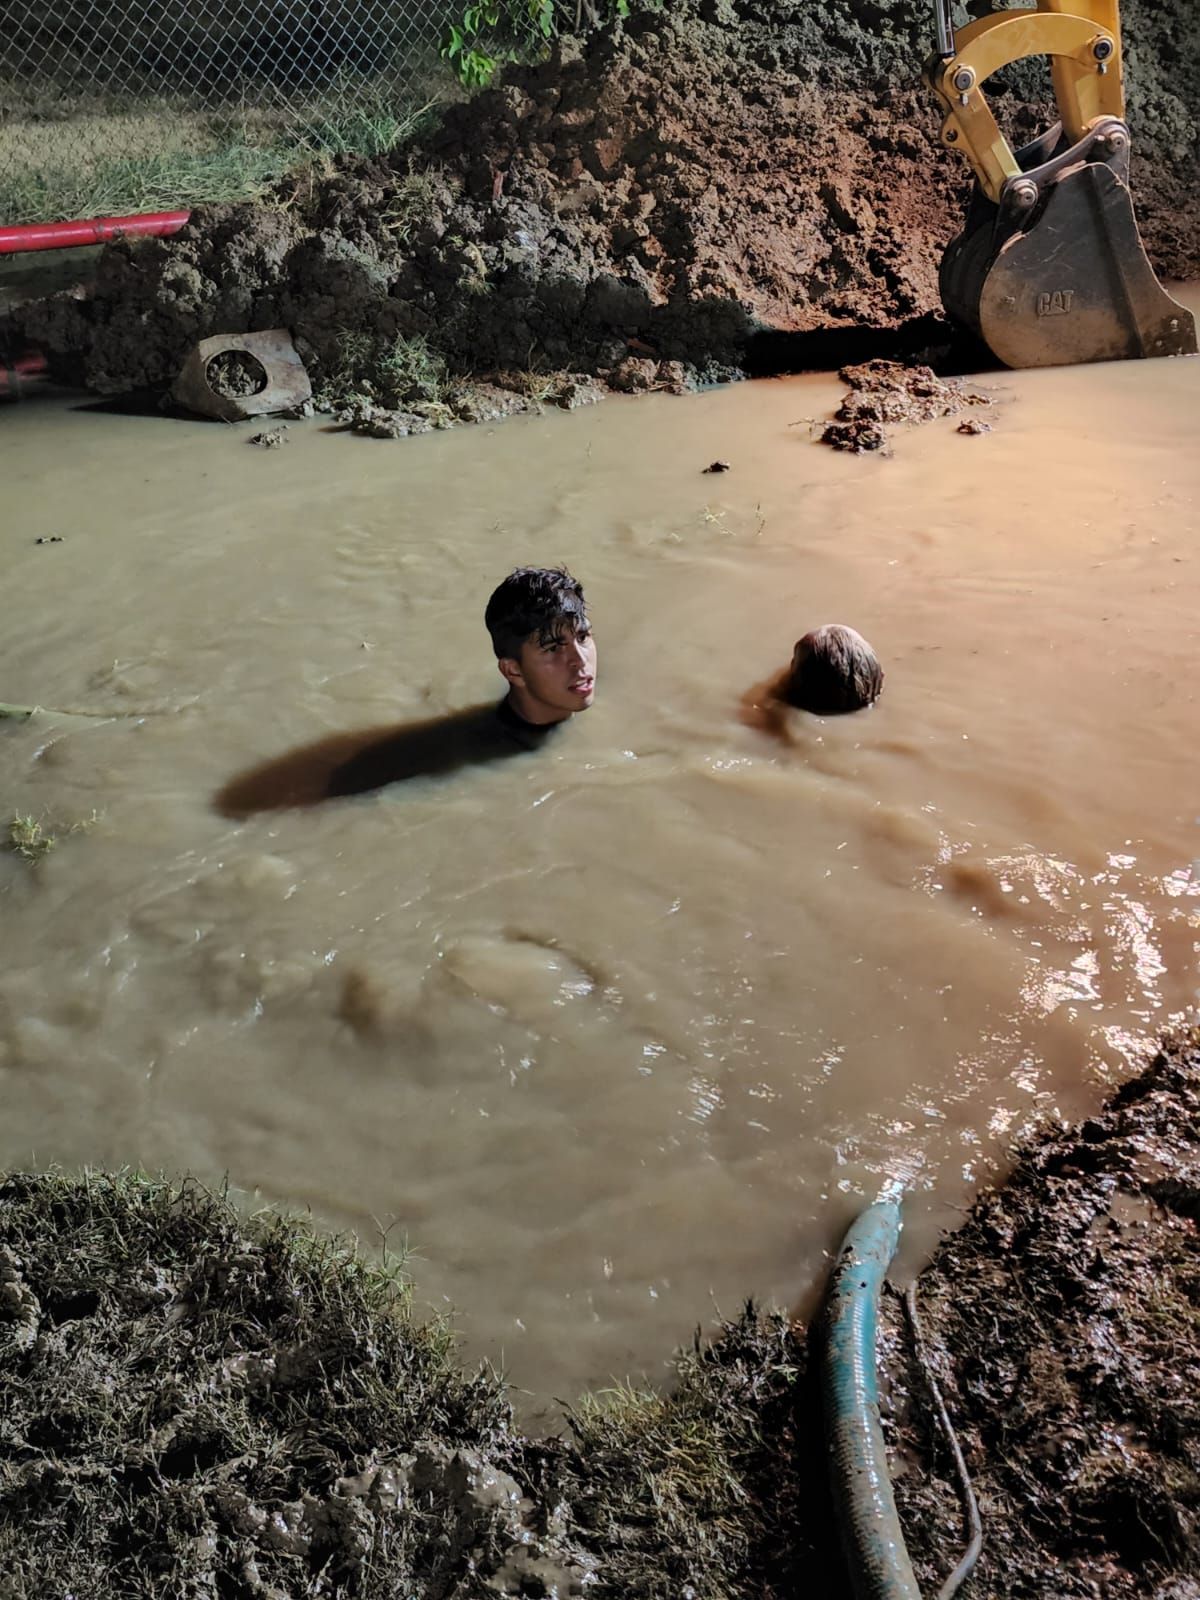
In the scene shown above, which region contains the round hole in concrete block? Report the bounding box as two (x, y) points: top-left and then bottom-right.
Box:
(206, 350), (269, 398)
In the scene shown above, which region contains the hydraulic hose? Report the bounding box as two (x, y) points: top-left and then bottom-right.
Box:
(933, 0), (957, 59)
(821, 1199), (922, 1600)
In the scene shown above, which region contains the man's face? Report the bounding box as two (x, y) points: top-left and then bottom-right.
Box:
(501, 621), (597, 723)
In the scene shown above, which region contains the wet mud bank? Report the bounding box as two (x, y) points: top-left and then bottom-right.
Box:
(3, 0), (1197, 412)
(886, 1028), (1200, 1600)
(2, 1030), (1198, 1598)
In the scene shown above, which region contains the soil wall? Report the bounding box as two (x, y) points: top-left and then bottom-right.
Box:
(4, 0), (1197, 398)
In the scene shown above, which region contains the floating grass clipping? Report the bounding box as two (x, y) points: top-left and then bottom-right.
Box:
(1, 701), (120, 721)
(6, 811), (98, 864)
(7, 815), (55, 863)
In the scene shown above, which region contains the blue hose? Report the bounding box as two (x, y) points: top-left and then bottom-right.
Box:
(821, 1199), (922, 1600)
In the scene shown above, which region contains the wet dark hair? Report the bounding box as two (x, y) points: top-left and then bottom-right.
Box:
(785, 624), (883, 714)
(484, 567), (589, 659)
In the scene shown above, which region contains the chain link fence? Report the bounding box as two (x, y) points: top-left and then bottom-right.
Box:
(0, 1), (463, 225)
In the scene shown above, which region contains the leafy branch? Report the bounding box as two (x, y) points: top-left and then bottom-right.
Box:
(442, 0), (631, 90)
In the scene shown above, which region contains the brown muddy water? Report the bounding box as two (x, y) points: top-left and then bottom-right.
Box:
(2, 322), (1198, 1417)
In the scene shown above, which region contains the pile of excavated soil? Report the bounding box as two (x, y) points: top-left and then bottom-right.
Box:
(2, 1031), (1199, 1597)
(3, 0), (1197, 408)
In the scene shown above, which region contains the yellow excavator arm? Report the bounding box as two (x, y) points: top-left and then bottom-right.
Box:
(928, 1), (1123, 201)
(923, 0), (1196, 366)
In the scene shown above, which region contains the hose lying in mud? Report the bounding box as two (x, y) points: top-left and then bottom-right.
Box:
(822, 1198), (923, 1600)
(0, 211), (190, 255)
(821, 1199), (982, 1600)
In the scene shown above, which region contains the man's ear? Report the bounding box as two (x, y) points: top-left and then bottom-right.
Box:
(497, 655), (524, 688)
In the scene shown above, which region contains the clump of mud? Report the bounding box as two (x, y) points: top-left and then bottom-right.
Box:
(885, 1029), (1200, 1599)
(821, 359), (991, 452)
(4, 0), (1197, 417)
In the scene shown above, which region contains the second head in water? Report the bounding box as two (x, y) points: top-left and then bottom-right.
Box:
(784, 624), (883, 715)
(485, 566), (597, 726)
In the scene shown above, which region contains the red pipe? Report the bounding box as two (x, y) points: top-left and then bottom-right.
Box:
(0, 210), (190, 256)
(0, 350), (50, 400)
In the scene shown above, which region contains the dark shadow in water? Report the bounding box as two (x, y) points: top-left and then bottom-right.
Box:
(743, 312), (996, 380)
(739, 671), (797, 744)
(217, 701), (552, 819)
(71, 391), (208, 419)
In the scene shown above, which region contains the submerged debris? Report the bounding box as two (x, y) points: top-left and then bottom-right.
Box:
(247, 425), (290, 448)
(821, 359), (992, 453)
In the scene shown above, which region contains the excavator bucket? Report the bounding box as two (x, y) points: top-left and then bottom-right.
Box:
(927, 0), (1198, 368)
(940, 123), (1198, 368)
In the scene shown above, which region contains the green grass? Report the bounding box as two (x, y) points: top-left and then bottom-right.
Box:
(0, 1168), (822, 1598)
(6, 810), (98, 864)
(380, 166), (443, 242)
(0, 1169), (509, 1599)
(319, 328), (450, 409)
(7, 815), (55, 864)
(0, 97), (442, 226)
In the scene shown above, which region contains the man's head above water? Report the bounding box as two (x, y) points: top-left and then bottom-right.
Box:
(485, 566), (597, 725)
(784, 624), (883, 715)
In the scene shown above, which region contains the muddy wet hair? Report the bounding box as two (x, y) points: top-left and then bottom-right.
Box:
(485, 567), (589, 659)
(785, 624), (883, 714)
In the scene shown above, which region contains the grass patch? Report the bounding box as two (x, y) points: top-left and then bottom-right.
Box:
(0, 1170), (511, 1599)
(0, 96), (442, 225)
(0, 1169), (828, 1598)
(319, 328), (450, 409)
(380, 166), (443, 242)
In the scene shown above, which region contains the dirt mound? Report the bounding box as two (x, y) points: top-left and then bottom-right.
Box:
(821, 358), (992, 450)
(4, 0), (1197, 404)
(886, 1030), (1200, 1598)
